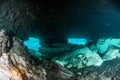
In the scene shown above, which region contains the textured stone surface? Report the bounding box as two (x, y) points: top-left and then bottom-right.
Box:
(0, 29), (11, 55)
(97, 39), (120, 54)
(52, 38), (120, 70)
(1, 30), (120, 80)
(97, 39), (111, 54)
(73, 58), (120, 80)
(53, 47), (103, 69)
(0, 31), (46, 80)
(42, 61), (74, 80)
(102, 45), (120, 61)
(0, 30), (76, 80)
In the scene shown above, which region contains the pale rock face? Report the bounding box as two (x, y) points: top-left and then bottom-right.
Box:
(96, 38), (120, 61)
(97, 39), (120, 54)
(0, 52), (26, 80)
(54, 47), (103, 69)
(83, 48), (103, 66)
(102, 46), (120, 61)
(97, 39), (111, 54)
(110, 39), (120, 48)
(76, 48), (103, 67)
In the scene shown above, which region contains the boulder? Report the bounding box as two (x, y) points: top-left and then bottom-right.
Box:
(97, 38), (120, 54)
(54, 47), (103, 69)
(97, 39), (111, 54)
(102, 45), (120, 61)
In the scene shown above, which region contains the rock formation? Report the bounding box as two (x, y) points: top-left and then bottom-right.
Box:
(0, 30), (46, 80)
(0, 29), (74, 80)
(0, 29), (11, 55)
(1, 30), (120, 80)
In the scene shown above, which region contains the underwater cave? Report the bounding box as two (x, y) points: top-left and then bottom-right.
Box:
(0, 0), (120, 80)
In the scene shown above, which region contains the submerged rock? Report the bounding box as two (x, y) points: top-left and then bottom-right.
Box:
(97, 39), (111, 54)
(2, 30), (120, 80)
(54, 47), (103, 69)
(52, 38), (120, 70)
(96, 38), (120, 61)
(102, 45), (120, 61)
(97, 38), (120, 54)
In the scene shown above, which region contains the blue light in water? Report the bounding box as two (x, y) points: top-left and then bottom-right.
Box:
(23, 37), (41, 51)
(68, 38), (87, 45)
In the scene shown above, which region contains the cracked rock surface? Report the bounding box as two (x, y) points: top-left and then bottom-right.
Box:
(0, 30), (46, 80)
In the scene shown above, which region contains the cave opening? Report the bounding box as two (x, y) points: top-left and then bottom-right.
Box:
(68, 38), (87, 45)
(23, 37), (41, 51)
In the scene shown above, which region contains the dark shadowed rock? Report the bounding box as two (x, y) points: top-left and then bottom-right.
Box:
(42, 60), (74, 80)
(0, 29), (11, 56)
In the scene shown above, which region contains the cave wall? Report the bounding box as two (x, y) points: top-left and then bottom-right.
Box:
(0, 0), (69, 44)
(0, 0), (46, 40)
(0, 0), (120, 45)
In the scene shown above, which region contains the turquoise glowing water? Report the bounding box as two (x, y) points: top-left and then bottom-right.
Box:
(68, 38), (87, 45)
(23, 37), (41, 51)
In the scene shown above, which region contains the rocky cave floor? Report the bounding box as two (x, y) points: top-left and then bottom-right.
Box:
(42, 58), (120, 80)
(70, 58), (120, 80)
(0, 29), (120, 80)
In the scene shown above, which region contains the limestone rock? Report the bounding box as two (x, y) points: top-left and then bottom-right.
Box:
(97, 38), (120, 54)
(54, 47), (103, 69)
(110, 39), (120, 48)
(0, 35), (46, 80)
(96, 38), (120, 61)
(83, 48), (103, 67)
(102, 46), (120, 61)
(97, 39), (111, 54)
